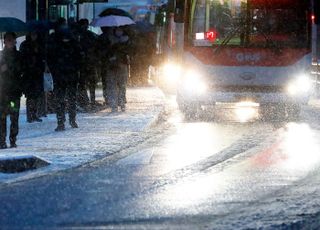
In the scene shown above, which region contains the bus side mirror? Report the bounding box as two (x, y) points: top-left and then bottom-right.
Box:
(174, 0), (185, 23)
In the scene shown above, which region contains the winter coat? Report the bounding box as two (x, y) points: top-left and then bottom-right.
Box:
(79, 29), (97, 65)
(47, 33), (82, 84)
(20, 38), (45, 98)
(78, 29), (98, 82)
(96, 32), (112, 70)
(0, 47), (23, 104)
(97, 30), (133, 69)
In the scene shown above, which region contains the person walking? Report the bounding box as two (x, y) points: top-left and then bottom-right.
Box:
(0, 32), (23, 148)
(20, 31), (45, 123)
(47, 27), (82, 131)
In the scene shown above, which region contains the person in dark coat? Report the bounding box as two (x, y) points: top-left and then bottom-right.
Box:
(77, 18), (98, 109)
(47, 28), (82, 131)
(105, 27), (132, 112)
(0, 32), (23, 148)
(96, 27), (113, 106)
(130, 22), (156, 86)
(20, 31), (45, 123)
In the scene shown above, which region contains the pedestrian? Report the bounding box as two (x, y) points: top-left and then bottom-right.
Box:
(20, 31), (45, 123)
(44, 17), (68, 115)
(77, 18), (98, 110)
(0, 32), (23, 148)
(103, 26), (132, 112)
(47, 27), (82, 131)
(130, 21), (156, 86)
(96, 27), (113, 106)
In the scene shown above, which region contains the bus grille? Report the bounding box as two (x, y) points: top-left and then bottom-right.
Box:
(212, 85), (285, 93)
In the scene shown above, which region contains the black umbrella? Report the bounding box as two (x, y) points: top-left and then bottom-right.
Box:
(0, 17), (29, 36)
(0, 17), (29, 49)
(99, 8), (133, 19)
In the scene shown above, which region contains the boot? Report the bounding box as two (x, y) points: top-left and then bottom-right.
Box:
(70, 120), (78, 128)
(55, 123), (65, 131)
(10, 137), (17, 148)
(0, 143), (7, 149)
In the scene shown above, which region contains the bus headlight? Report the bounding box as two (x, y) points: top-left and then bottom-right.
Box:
(287, 75), (312, 95)
(162, 63), (182, 85)
(182, 70), (207, 94)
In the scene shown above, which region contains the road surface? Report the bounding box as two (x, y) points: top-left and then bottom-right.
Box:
(1, 96), (320, 229)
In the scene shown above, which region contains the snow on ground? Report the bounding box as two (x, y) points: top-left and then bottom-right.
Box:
(0, 86), (165, 184)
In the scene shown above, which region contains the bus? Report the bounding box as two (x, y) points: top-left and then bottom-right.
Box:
(160, 0), (314, 119)
(311, 0), (320, 87)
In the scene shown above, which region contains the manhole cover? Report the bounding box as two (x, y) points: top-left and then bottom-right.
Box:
(0, 155), (50, 173)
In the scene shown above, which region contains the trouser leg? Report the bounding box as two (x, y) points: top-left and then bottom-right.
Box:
(26, 97), (32, 122)
(106, 70), (117, 111)
(27, 97), (37, 121)
(101, 69), (108, 104)
(54, 86), (66, 125)
(118, 65), (128, 108)
(0, 111), (7, 145)
(67, 84), (77, 122)
(37, 92), (47, 117)
(9, 98), (20, 145)
(88, 80), (96, 104)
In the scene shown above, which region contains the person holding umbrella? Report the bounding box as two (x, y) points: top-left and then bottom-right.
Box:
(0, 32), (23, 148)
(92, 11), (135, 112)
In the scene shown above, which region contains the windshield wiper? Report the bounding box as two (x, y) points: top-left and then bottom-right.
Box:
(213, 25), (241, 55)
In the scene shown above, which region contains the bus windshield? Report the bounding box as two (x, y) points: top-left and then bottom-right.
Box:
(191, 0), (309, 48)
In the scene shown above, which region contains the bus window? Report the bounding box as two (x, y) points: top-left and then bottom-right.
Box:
(191, 0), (309, 48)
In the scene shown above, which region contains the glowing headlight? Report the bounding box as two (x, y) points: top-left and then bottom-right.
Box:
(162, 63), (181, 85)
(287, 75), (312, 95)
(182, 70), (207, 94)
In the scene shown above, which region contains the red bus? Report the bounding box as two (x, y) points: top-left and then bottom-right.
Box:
(311, 0), (320, 83)
(160, 0), (314, 119)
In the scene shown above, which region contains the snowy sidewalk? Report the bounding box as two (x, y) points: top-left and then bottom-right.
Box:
(0, 87), (165, 184)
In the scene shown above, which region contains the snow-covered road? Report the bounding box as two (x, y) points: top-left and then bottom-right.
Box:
(2, 89), (320, 229)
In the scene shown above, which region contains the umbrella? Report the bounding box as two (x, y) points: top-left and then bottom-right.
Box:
(99, 8), (133, 19)
(91, 15), (135, 28)
(0, 17), (29, 49)
(0, 17), (29, 36)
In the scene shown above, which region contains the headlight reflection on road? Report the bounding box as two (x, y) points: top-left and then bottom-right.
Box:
(163, 124), (219, 171)
(282, 123), (320, 172)
(159, 123), (240, 173)
(234, 102), (259, 123)
(160, 172), (228, 209)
